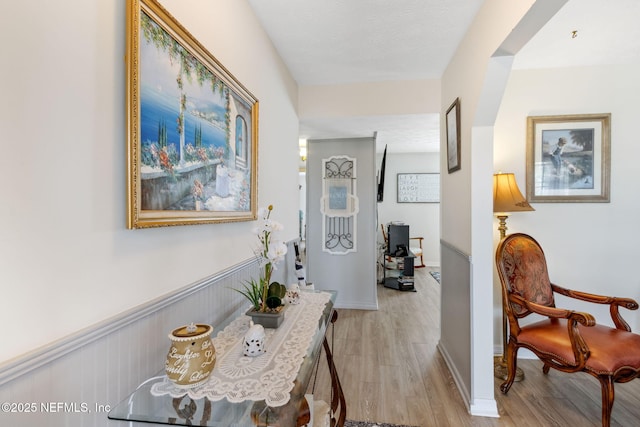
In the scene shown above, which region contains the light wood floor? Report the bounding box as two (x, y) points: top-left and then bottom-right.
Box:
(308, 268), (640, 426)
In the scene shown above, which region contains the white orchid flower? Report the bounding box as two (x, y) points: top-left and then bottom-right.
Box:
(263, 219), (283, 232)
(267, 241), (288, 265)
(270, 221), (284, 232)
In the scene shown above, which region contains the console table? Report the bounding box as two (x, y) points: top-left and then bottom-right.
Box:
(108, 290), (345, 427)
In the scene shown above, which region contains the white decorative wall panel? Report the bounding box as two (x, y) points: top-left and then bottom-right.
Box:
(321, 156), (359, 255)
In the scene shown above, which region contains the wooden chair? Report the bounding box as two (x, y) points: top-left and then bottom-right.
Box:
(495, 233), (640, 427)
(380, 224), (425, 268)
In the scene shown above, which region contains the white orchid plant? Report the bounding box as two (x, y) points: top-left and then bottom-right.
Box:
(236, 205), (288, 312)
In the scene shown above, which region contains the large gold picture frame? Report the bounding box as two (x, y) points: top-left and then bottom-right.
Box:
(126, 0), (258, 228)
(526, 113), (610, 203)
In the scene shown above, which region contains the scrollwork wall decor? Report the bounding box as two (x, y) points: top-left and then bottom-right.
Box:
(320, 156), (359, 255)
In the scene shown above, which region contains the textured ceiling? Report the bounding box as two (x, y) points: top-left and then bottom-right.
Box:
(247, 0), (484, 86)
(247, 0), (484, 154)
(248, 0), (640, 154)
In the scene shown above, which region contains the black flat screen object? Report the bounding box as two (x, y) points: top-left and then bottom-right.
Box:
(377, 144), (387, 202)
(387, 224), (409, 255)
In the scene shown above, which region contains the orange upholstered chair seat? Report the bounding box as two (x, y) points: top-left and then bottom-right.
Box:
(519, 319), (640, 375)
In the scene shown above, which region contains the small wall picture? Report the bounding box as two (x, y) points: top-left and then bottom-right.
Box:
(446, 98), (461, 173)
(526, 113), (610, 203)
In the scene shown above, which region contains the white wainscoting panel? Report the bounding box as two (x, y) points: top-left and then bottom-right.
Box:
(0, 257), (264, 427)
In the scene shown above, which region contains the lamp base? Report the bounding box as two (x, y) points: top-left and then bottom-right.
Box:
(496, 214), (509, 240)
(493, 356), (525, 382)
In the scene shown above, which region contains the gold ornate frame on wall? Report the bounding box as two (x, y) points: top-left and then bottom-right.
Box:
(526, 113), (610, 203)
(126, 0), (258, 228)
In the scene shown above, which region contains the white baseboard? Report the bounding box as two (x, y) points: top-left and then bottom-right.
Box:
(439, 341), (500, 418)
(470, 399), (499, 418)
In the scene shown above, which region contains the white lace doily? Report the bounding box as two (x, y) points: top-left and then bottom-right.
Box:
(151, 291), (332, 407)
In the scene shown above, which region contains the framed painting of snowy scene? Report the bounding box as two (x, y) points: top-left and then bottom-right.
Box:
(526, 113), (610, 203)
(126, 0), (258, 228)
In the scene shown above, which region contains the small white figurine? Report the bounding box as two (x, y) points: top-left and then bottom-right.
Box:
(286, 283), (300, 305)
(243, 321), (265, 357)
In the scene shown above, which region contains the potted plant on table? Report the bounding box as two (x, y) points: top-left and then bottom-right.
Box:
(235, 205), (288, 328)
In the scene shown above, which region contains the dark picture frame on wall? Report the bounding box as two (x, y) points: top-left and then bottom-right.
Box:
(125, 0), (259, 228)
(526, 113), (610, 203)
(446, 98), (461, 173)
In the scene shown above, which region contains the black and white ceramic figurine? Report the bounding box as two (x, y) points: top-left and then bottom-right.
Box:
(243, 321), (265, 357)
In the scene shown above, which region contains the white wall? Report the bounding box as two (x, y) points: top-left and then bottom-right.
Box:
(376, 152), (441, 266)
(494, 64), (640, 342)
(0, 0), (299, 363)
(439, 0), (562, 416)
(298, 79), (440, 119)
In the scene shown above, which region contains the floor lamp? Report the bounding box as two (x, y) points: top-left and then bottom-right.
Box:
(493, 172), (534, 381)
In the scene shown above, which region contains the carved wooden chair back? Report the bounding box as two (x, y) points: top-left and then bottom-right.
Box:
(497, 233), (555, 324)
